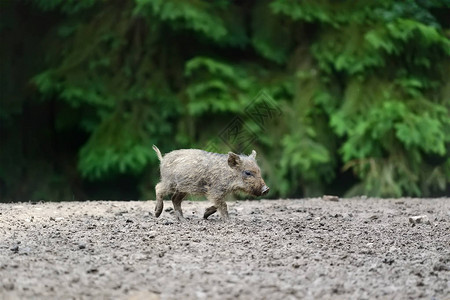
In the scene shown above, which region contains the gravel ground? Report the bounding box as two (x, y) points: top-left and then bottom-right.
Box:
(0, 198), (449, 299)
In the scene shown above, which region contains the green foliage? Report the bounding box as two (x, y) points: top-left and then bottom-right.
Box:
(270, 0), (450, 197)
(31, 0), (97, 14)
(1, 0), (449, 200)
(251, 0), (294, 64)
(184, 57), (255, 115)
(134, 0), (247, 46)
(134, 0), (227, 41)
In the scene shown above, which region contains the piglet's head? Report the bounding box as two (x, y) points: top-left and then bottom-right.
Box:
(228, 150), (269, 197)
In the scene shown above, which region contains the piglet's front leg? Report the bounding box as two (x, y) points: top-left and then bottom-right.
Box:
(214, 198), (229, 220)
(204, 196), (229, 220)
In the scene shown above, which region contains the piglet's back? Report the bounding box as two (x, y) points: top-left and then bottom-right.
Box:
(160, 149), (228, 178)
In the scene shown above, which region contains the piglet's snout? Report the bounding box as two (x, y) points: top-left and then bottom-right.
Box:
(261, 185), (270, 196)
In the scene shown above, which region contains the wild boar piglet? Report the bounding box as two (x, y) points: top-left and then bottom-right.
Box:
(152, 145), (269, 221)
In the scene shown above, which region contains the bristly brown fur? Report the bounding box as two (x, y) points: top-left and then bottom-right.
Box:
(152, 146), (269, 221)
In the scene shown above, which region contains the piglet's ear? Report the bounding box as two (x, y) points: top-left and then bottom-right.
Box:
(250, 150), (257, 159)
(228, 152), (241, 169)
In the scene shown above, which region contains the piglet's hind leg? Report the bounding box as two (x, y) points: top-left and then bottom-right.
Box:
(203, 206), (217, 219)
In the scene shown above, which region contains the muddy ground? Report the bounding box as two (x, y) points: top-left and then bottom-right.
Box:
(0, 198), (449, 299)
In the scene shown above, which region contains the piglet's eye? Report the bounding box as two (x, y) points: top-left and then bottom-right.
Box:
(244, 170), (253, 176)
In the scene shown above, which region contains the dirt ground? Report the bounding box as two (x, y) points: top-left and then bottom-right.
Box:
(0, 198), (449, 300)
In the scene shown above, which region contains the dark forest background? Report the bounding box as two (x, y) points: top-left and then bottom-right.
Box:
(1, 0), (449, 202)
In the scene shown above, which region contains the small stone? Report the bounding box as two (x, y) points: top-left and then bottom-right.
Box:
(87, 268), (98, 274)
(78, 243), (86, 249)
(124, 266), (135, 272)
(20, 247), (31, 254)
(343, 214), (353, 221)
(115, 210), (128, 216)
(322, 195), (339, 202)
(409, 215), (430, 225)
(10, 245), (19, 253)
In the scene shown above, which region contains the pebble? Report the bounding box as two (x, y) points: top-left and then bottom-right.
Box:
(322, 195), (339, 202)
(409, 215), (430, 225)
(86, 268), (98, 274)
